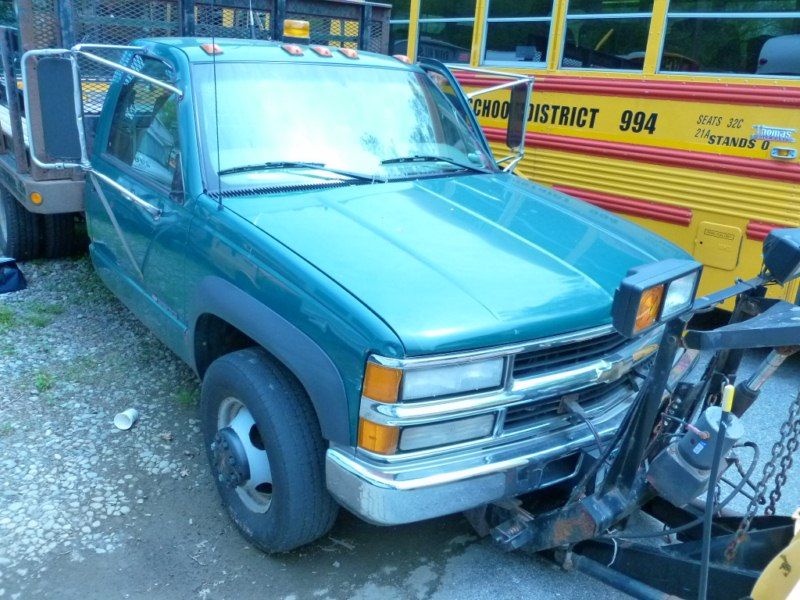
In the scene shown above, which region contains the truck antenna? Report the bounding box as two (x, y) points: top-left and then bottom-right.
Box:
(212, 0), (223, 211)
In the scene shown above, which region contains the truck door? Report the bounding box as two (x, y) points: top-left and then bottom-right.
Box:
(86, 55), (191, 337)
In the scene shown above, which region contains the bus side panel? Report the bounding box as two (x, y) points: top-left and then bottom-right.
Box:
(465, 75), (800, 304)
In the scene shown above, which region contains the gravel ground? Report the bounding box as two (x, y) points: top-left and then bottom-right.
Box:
(0, 258), (798, 599)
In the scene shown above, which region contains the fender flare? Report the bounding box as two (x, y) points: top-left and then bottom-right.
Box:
(189, 276), (351, 446)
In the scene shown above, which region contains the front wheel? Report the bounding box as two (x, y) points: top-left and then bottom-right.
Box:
(200, 347), (338, 552)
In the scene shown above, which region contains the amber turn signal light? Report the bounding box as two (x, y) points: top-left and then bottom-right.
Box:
(358, 418), (399, 455)
(362, 362), (402, 403)
(634, 284), (664, 333)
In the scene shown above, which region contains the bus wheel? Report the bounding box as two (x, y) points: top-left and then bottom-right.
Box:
(40, 213), (82, 258)
(0, 187), (39, 260)
(200, 347), (338, 553)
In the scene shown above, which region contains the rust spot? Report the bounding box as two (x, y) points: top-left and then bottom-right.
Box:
(553, 510), (596, 545)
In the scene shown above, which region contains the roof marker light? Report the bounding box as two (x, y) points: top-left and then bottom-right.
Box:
(281, 44), (304, 56)
(338, 47), (359, 59)
(310, 45), (333, 57)
(392, 54), (410, 64)
(283, 19), (310, 40)
(200, 43), (223, 55)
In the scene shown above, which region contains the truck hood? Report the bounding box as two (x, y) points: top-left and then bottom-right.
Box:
(228, 173), (688, 355)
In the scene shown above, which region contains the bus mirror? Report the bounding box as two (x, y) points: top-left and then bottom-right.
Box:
(506, 83), (528, 150)
(21, 51), (87, 169)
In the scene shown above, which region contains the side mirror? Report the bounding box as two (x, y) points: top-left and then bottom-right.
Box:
(506, 83), (528, 150)
(763, 228), (800, 284)
(21, 51), (87, 168)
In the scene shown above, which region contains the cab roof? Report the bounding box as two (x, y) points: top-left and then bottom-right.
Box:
(138, 37), (410, 70)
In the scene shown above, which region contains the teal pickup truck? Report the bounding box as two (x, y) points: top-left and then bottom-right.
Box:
(18, 36), (689, 552)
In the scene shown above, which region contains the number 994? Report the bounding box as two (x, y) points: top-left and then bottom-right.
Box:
(619, 110), (658, 134)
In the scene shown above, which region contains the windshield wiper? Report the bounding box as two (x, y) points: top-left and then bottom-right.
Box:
(380, 155), (489, 174)
(218, 161), (380, 182)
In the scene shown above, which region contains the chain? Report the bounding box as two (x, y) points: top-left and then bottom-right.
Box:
(725, 390), (800, 563)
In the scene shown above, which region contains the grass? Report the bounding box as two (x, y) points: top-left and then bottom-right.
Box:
(29, 301), (65, 316)
(174, 387), (199, 407)
(24, 301), (65, 328)
(34, 371), (55, 393)
(0, 304), (15, 331)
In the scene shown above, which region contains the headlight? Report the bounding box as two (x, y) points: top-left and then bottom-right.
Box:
(612, 259), (702, 338)
(358, 357), (505, 455)
(402, 358), (504, 401)
(362, 357), (505, 404)
(662, 272), (698, 318)
(399, 414), (495, 451)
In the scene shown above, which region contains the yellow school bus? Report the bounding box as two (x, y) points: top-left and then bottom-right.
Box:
(390, 0), (800, 303)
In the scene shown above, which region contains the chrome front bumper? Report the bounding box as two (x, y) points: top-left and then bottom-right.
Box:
(326, 325), (664, 525)
(326, 391), (631, 525)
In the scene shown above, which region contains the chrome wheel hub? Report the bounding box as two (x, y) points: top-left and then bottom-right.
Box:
(214, 397), (273, 513)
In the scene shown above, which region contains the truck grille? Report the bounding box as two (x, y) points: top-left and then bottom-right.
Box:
(512, 330), (629, 379)
(502, 376), (635, 433)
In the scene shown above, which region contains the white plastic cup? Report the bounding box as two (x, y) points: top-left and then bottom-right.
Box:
(114, 408), (140, 430)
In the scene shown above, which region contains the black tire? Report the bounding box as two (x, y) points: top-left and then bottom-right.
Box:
(40, 213), (79, 259)
(200, 347), (338, 552)
(0, 187), (39, 260)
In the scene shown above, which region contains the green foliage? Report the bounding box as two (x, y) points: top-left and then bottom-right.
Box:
(174, 387), (199, 407)
(0, 304), (15, 330)
(24, 301), (65, 328)
(35, 371), (55, 393)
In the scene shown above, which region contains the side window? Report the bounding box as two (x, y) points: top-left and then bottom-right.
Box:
(661, 1), (800, 75)
(483, 0), (554, 66)
(107, 57), (180, 188)
(561, 0), (654, 71)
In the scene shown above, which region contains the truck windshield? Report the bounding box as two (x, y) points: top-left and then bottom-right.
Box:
(193, 61), (496, 190)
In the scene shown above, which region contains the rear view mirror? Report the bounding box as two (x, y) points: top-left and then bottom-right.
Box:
(506, 83), (528, 150)
(21, 51), (87, 168)
(763, 228), (800, 284)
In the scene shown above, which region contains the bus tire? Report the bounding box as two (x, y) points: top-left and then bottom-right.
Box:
(200, 347), (338, 553)
(0, 187), (40, 260)
(40, 213), (80, 259)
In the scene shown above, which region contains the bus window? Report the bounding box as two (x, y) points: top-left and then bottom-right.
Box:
(482, 0), (554, 66)
(560, 0), (654, 71)
(661, 1), (800, 75)
(389, 0), (412, 55)
(390, 0), (475, 63)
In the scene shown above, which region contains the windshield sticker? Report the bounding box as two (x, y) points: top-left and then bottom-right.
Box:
(751, 125), (796, 143)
